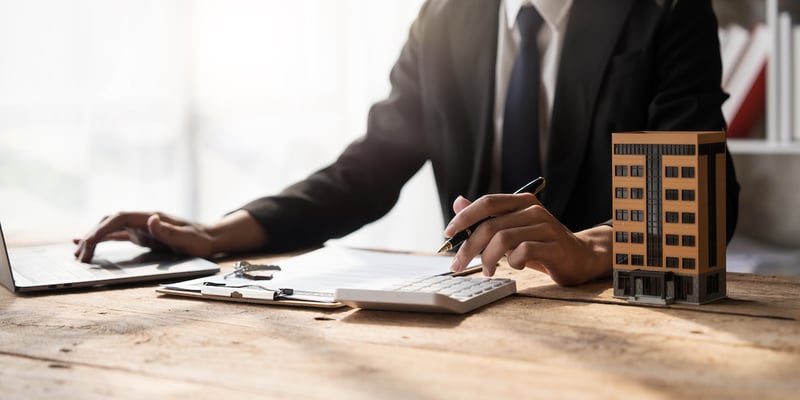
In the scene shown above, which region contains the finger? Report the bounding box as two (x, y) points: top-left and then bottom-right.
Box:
(450, 210), (520, 273)
(451, 204), (554, 273)
(445, 196), (472, 237)
(480, 226), (539, 275)
(445, 196), (473, 239)
(444, 192), (539, 238)
(76, 212), (153, 262)
(73, 232), (131, 258)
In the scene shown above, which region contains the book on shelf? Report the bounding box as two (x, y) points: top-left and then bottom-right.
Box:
(721, 24), (750, 88)
(721, 23), (769, 139)
(778, 12), (793, 143)
(794, 24), (800, 141)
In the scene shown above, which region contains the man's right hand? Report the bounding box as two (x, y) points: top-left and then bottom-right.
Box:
(73, 210), (268, 262)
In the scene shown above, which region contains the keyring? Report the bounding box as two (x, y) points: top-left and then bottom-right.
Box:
(223, 261), (282, 280)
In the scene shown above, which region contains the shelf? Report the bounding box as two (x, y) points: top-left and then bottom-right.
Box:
(727, 233), (800, 276)
(727, 138), (800, 154)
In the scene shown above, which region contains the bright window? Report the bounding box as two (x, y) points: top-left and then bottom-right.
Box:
(0, 0), (439, 251)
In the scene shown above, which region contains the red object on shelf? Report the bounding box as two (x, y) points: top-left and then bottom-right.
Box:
(726, 63), (766, 138)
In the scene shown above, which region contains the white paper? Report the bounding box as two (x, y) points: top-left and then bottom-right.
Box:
(163, 246), (479, 303)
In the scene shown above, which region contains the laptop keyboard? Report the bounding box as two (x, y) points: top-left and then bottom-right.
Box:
(8, 246), (126, 286)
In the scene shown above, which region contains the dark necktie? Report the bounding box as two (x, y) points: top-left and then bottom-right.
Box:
(502, 6), (544, 193)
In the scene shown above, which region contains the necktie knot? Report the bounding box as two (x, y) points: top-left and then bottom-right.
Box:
(517, 6), (544, 44)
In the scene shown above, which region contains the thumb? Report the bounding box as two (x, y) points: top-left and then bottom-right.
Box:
(146, 214), (182, 247)
(452, 195), (472, 214)
(146, 214), (211, 257)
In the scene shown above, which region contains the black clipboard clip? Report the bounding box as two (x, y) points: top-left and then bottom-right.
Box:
(201, 281), (304, 301)
(201, 281), (283, 300)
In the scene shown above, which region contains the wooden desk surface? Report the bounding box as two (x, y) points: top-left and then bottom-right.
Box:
(1, 253), (799, 400)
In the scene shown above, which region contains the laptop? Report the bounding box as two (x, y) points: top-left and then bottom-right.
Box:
(0, 223), (219, 293)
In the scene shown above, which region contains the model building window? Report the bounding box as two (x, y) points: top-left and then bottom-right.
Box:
(665, 189), (678, 200)
(615, 231), (629, 243)
(666, 257), (679, 268)
(616, 254), (628, 265)
(682, 235), (696, 247)
(682, 166), (695, 178)
(666, 234), (679, 246)
(615, 209), (628, 221)
(614, 165), (628, 176)
(682, 190), (695, 201)
(631, 232), (644, 243)
(665, 166), (679, 177)
(631, 188), (644, 199)
(631, 254), (644, 266)
(682, 212), (695, 224)
(630, 165), (644, 177)
(631, 210), (644, 221)
(682, 258), (696, 269)
(615, 187), (628, 198)
(665, 211), (679, 223)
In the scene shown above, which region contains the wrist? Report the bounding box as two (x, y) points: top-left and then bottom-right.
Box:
(575, 224), (614, 282)
(205, 210), (269, 255)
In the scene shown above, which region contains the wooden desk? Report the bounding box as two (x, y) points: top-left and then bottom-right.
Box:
(1, 254), (798, 399)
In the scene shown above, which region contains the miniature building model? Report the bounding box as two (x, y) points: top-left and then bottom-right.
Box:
(611, 131), (727, 305)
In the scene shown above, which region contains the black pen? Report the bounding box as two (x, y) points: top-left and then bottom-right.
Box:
(436, 177), (546, 253)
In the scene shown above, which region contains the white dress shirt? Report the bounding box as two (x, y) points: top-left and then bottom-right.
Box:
(490, 0), (573, 193)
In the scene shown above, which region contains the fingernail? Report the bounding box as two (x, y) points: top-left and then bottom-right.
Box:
(450, 259), (460, 272)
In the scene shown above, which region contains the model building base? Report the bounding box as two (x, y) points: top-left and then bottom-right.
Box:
(613, 269), (726, 305)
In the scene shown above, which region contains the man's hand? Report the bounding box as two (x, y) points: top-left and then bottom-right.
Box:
(74, 210), (268, 262)
(444, 193), (612, 286)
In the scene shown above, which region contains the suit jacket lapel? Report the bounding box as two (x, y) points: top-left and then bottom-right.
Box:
(448, 0), (500, 199)
(544, 0), (635, 217)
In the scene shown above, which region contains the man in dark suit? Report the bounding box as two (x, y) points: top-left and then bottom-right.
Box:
(75, 0), (739, 286)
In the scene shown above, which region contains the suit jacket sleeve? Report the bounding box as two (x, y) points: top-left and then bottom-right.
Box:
(238, 3), (434, 252)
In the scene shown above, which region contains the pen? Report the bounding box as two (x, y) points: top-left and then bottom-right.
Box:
(436, 176), (546, 253)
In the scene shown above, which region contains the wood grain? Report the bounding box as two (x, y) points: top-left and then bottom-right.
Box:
(1, 255), (798, 399)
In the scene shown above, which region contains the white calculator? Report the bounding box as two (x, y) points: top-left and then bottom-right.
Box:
(334, 275), (517, 314)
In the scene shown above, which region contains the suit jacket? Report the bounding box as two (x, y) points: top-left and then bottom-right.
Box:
(242, 0), (740, 252)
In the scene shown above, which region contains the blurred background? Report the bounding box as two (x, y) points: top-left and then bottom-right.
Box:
(1, 0), (798, 275)
(0, 0), (441, 250)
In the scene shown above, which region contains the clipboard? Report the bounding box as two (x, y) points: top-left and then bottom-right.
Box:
(156, 285), (345, 308)
(156, 246), (481, 309)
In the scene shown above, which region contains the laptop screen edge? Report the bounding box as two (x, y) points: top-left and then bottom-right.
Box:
(0, 223), (19, 293)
